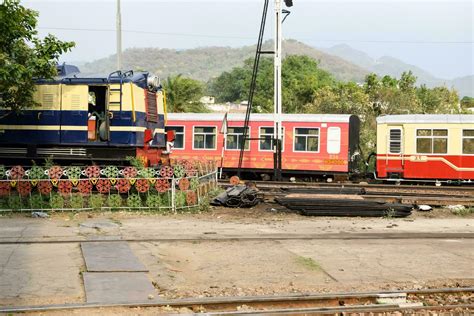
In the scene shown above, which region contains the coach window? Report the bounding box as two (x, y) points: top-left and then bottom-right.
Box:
(259, 127), (284, 151)
(327, 127), (341, 154)
(165, 126), (184, 149)
(463, 130), (474, 154)
(294, 128), (319, 152)
(226, 127), (250, 150)
(193, 126), (216, 149)
(389, 129), (402, 154)
(416, 129), (448, 154)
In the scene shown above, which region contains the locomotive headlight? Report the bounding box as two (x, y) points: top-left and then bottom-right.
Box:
(147, 75), (160, 90)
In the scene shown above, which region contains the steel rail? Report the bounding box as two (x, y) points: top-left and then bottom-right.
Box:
(0, 232), (473, 245)
(218, 180), (474, 191)
(264, 192), (474, 206)
(1, 287), (472, 313)
(206, 304), (474, 315)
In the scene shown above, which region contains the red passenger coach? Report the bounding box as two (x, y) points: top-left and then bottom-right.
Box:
(166, 113), (360, 179)
(376, 115), (474, 182)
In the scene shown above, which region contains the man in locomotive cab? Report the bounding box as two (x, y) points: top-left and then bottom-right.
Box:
(87, 86), (107, 141)
(87, 92), (98, 141)
(163, 130), (176, 154)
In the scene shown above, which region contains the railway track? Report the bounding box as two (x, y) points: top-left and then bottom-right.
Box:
(218, 180), (474, 206)
(1, 287), (472, 314)
(1, 232), (473, 245)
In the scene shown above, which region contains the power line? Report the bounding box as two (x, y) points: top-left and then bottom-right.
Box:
(38, 27), (473, 44)
(39, 27), (253, 40)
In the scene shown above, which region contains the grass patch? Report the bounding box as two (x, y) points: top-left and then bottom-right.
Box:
(295, 256), (321, 271)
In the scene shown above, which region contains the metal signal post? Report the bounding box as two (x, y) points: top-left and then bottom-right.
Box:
(116, 0), (122, 70)
(273, 0), (292, 181)
(273, 0), (287, 181)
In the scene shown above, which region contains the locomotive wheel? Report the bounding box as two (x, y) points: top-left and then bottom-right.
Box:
(57, 180), (73, 196)
(116, 178), (131, 193)
(9, 165), (25, 179)
(37, 181), (53, 195)
(178, 178), (190, 191)
(229, 176), (240, 185)
(48, 166), (64, 180)
(186, 190), (197, 205)
(17, 181), (32, 197)
(77, 180), (93, 195)
(135, 179), (150, 193)
(122, 166), (138, 178)
(0, 182), (11, 197)
(159, 166), (174, 178)
(95, 179), (111, 194)
(155, 179), (170, 193)
(85, 165), (101, 178)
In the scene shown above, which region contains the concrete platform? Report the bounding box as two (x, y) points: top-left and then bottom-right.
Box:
(81, 242), (148, 272)
(83, 272), (157, 303)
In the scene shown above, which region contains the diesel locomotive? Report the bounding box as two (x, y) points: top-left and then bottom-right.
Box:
(0, 64), (169, 165)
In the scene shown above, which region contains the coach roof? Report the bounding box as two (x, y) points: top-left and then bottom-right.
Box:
(377, 114), (474, 124)
(167, 113), (356, 123)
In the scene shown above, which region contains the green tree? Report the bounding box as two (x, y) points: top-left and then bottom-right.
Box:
(208, 55), (335, 113)
(164, 74), (208, 112)
(417, 85), (460, 114)
(460, 96), (474, 109)
(0, 0), (74, 112)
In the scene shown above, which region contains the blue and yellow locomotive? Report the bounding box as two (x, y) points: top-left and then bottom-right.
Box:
(0, 64), (168, 165)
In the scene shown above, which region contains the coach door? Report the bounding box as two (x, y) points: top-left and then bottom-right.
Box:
(386, 127), (404, 178)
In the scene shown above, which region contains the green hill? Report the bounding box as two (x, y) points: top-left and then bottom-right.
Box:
(81, 39), (368, 83)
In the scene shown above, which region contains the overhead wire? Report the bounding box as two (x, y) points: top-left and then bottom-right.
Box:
(38, 27), (473, 44)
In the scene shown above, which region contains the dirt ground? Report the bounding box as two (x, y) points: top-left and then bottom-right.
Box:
(0, 203), (473, 311)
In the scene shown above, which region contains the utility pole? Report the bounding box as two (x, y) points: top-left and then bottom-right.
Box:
(116, 0), (122, 70)
(273, 0), (283, 181)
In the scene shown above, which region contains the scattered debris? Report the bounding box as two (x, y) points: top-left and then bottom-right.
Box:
(447, 205), (465, 212)
(211, 185), (263, 208)
(376, 293), (407, 305)
(31, 211), (49, 218)
(276, 194), (412, 217)
(417, 205), (432, 212)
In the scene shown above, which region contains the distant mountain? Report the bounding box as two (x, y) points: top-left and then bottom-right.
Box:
(81, 40), (368, 83)
(451, 75), (474, 98)
(323, 44), (473, 97)
(80, 40), (472, 97)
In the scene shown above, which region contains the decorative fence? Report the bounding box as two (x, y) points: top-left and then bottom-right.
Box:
(0, 160), (218, 212)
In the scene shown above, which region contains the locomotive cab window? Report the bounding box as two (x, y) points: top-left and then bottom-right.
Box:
(416, 129), (448, 154)
(165, 126), (184, 149)
(193, 126), (216, 150)
(294, 128), (319, 152)
(463, 129), (474, 154)
(259, 127), (284, 151)
(87, 86), (108, 141)
(225, 127), (250, 150)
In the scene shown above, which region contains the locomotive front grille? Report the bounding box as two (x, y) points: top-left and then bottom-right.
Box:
(37, 148), (87, 157)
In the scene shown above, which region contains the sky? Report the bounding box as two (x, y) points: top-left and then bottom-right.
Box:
(24, 0), (473, 80)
